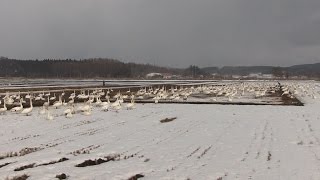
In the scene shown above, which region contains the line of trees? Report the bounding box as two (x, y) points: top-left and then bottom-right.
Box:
(0, 57), (179, 78)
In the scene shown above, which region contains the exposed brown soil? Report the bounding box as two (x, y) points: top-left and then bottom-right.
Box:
(75, 154), (120, 167)
(160, 117), (177, 123)
(267, 151), (272, 161)
(55, 173), (67, 179)
(37, 157), (69, 167)
(0, 162), (13, 169)
(5, 174), (29, 180)
(127, 174), (145, 180)
(13, 157), (69, 171)
(14, 163), (35, 171)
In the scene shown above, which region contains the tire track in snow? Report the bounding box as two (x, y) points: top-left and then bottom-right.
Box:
(290, 116), (320, 179)
(163, 116), (240, 177)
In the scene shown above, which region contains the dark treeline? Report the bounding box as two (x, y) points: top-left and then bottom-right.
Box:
(0, 57), (181, 78)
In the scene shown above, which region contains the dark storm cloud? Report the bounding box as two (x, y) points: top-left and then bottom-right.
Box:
(1, 0), (320, 67)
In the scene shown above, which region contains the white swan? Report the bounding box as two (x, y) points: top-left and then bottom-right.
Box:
(64, 105), (75, 116)
(102, 104), (109, 111)
(111, 98), (120, 108)
(4, 96), (14, 105)
(0, 101), (7, 115)
(11, 99), (23, 112)
(95, 96), (102, 106)
(111, 98), (121, 112)
(78, 102), (91, 112)
(25, 93), (31, 99)
(35, 95), (42, 101)
(43, 97), (50, 107)
(126, 96), (135, 110)
(21, 98), (26, 104)
(15, 92), (21, 100)
(46, 110), (54, 120)
(101, 97), (110, 111)
(68, 96), (75, 105)
(39, 105), (47, 115)
(82, 107), (92, 116)
(21, 99), (33, 116)
(66, 111), (73, 118)
(86, 96), (94, 104)
(113, 103), (122, 112)
(50, 93), (56, 101)
(52, 96), (63, 109)
(69, 90), (76, 99)
(100, 97), (110, 106)
(63, 100), (68, 106)
(153, 95), (160, 104)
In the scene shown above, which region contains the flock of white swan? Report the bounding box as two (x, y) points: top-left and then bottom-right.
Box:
(0, 82), (318, 120)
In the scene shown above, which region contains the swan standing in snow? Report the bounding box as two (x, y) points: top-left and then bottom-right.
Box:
(101, 97), (110, 111)
(62, 100), (68, 106)
(78, 101), (92, 112)
(111, 98), (120, 107)
(0, 101), (7, 115)
(39, 105), (47, 115)
(43, 97), (50, 107)
(52, 96), (63, 109)
(11, 99), (23, 113)
(113, 103), (122, 112)
(66, 111), (73, 118)
(50, 93), (56, 101)
(4, 95), (14, 105)
(153, 95), (160, 104)
(86, 96), (94, 104)
(210, 94), (218, 102)
(102, 104), (109, 111)
(64, 105), (75, 116)
(126, 96), (135, 110)
(82, 107), (92, 116)
(95, 96), (102, 106)
(46, 109), (54, 120)
(25, 93), (31, 99)
(15, 91), (21, 100)
(21, 98), (33, 116)
(111, 98), (122, 112)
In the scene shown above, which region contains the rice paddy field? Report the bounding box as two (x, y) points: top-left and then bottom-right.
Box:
(0, 79), (319, 180)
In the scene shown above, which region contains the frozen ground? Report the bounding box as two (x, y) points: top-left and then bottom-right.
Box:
(0, 81), (319, 180)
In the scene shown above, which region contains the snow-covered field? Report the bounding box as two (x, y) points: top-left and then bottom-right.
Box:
(0, 81), (320, 180)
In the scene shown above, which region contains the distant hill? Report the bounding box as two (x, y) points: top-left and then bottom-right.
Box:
(201, 67), (219, 74)
(202, 63), (320, 77)
(219, 66), (275, 75)
(284, 63), (320, 76)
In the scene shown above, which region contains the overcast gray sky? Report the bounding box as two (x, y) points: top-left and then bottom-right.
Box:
(1, 0), (320, 67)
